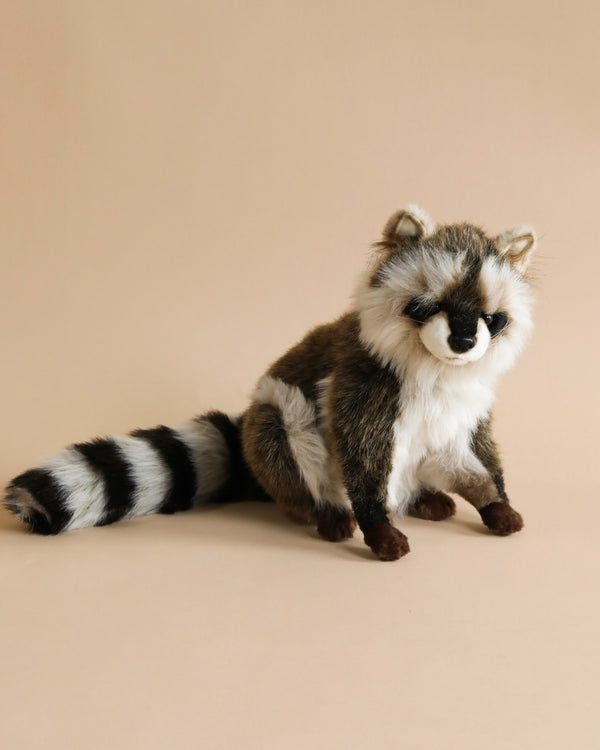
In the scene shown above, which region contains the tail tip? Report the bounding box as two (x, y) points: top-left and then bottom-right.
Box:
(3, 484), (56, 535)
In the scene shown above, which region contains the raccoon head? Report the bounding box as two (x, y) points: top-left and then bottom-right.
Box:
(356, 205), (536, 379)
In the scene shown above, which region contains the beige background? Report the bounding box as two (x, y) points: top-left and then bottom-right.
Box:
(1, 1), (598, 748)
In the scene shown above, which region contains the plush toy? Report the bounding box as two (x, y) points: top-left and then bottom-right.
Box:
(4, 205), (536, 560)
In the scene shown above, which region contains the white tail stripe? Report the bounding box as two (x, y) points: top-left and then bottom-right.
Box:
(43, 448), (108, 531)
(111, 436), (171, 518)
(175, 419), (231, 504)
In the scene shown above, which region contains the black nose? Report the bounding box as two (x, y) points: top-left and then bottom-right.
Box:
(448, 334), (476, 353)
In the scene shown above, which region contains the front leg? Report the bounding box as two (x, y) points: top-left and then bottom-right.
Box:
(344, 470), (410, 561)
(329, 360), (409, 561)
(453, 418), (523, 536)
(453, 474), (523, 535)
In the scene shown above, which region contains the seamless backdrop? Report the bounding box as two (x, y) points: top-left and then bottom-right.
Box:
(1, 2), (599, 748)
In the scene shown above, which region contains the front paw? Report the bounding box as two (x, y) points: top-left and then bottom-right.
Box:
(409, 490), (456, 521)
(479, 502), (523, 536)
(363, 524), (410, 561)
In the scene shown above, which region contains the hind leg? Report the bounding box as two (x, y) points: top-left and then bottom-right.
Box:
(314, 456), (356, 542)
(243, 401), (317, 523)
(242, 378), (355, 542)
(316, 504), (356, 542)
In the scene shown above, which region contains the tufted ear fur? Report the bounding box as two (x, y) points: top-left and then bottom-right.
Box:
(494, 225), (537, 272)
(381, 204), (435, 244)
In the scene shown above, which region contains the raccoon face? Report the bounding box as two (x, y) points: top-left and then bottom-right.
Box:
(356, 205), (536, 377)
(404, 296), (493, 367)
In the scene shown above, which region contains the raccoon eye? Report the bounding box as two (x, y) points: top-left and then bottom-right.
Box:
(404, 298), (441, 324)
(482, 312), (508, 337)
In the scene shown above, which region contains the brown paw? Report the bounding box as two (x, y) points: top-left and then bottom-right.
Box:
(317, 507), (357, 542)
(479, 502), (524, 536)
(363, 524), (410, 561)
(409, 490), (456, 521)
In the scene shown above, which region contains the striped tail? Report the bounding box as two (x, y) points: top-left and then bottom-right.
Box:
(3, 411), (253, 534)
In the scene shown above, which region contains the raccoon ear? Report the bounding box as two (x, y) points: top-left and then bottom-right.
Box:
(382, 205), (435, 243)
(494, 225), (537, 271)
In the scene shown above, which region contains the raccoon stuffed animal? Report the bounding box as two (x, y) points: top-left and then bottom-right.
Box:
(4, 206), (535, 561)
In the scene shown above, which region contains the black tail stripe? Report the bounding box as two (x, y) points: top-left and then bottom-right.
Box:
(201, 411), (269, 502)
(130, 426), (196, 513)
(74, 438), (136, 526)
(8, 468), (72, 535)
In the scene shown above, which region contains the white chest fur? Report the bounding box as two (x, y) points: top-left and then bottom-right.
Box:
(386, 372), (494, 514)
